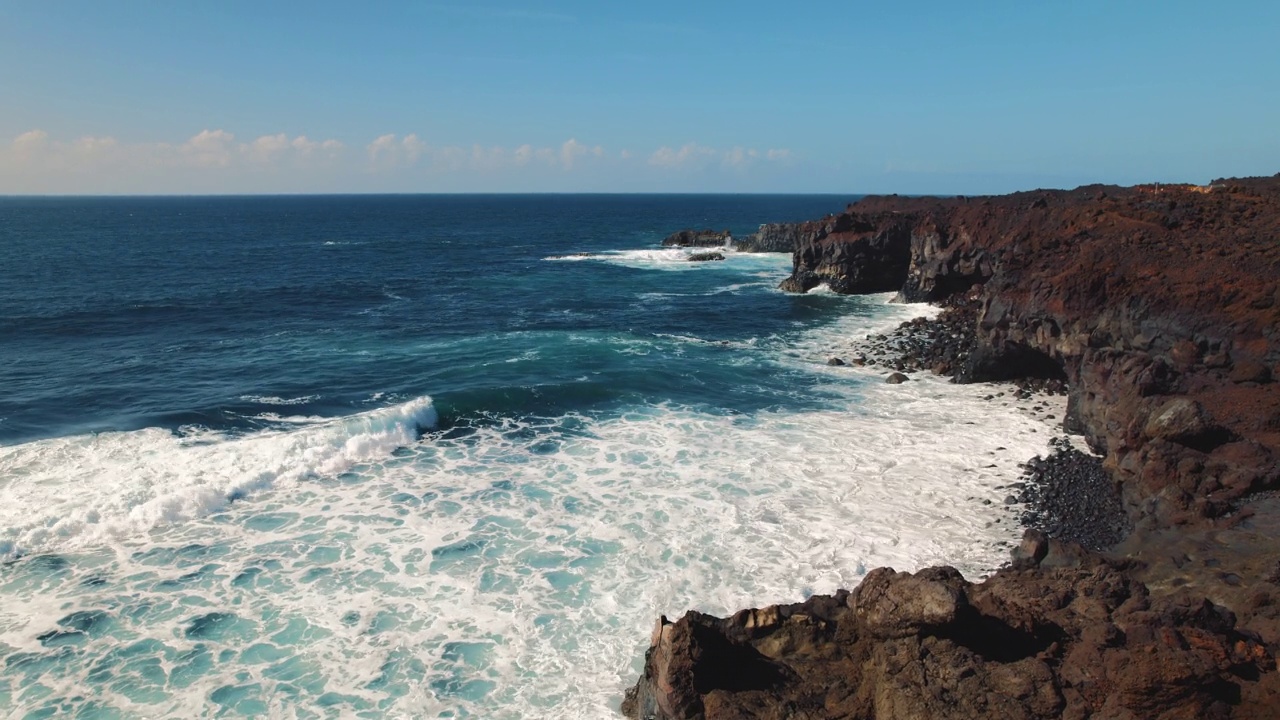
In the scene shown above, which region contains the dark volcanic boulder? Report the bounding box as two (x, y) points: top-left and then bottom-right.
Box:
(662, 229), (731, 248)
(686, 251), (725, 262)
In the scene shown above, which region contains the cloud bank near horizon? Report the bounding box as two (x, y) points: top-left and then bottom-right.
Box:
(1, 129), (797, 194)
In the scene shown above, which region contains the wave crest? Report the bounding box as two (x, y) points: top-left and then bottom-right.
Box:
(0, 396), (438, 558)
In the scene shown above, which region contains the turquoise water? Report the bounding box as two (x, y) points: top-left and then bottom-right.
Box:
(0, 196), (1058, 717)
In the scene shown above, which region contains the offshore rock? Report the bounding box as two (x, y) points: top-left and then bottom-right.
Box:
(622, 552), (1275, 719)
(662, 229), (732, 248)
(686, 251), (725, 262)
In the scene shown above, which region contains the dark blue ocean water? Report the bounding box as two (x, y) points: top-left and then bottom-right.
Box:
(0, 195), (854, 444)
(0, 195), (1050, 718)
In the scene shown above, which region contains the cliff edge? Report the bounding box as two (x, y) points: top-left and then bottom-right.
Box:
(623, 176), (1280, 718)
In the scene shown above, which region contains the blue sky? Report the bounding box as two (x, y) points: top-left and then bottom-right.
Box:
(2, 1), (1277, 194)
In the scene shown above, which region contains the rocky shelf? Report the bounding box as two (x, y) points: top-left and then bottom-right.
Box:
(623, 176), (1280, 718)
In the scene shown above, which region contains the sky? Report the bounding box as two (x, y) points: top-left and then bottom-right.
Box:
(1, 1), (1277, 195)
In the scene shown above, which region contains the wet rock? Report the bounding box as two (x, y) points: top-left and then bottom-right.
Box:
(685, 251), (725, 262)
(1016, 437), (1129, 550)
(827, 357), (845, 366)
(886, 372), (909, 384)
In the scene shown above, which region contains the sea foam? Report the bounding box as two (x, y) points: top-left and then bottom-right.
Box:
(0, 396), (437, 558)
(0, 308), (1067, 718)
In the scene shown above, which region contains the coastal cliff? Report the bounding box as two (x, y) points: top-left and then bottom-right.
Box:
(624, 176), (1280, 718)
(778, 179), (1280, 528)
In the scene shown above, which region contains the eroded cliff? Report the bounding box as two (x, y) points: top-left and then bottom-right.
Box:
(624, 176), (1280, 719)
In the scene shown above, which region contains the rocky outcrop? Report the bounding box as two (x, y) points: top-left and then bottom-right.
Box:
(774, 213), (915, 293)
(735, 223), (819, 252)
(780, 177), (1280, 527)
(686, 251), (725, 262)
(624, 541), (1277, 719)
(662, 229), (732, 248)
(624, 176), (1280, 719)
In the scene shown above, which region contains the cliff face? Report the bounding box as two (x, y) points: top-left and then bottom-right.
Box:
(783, 178), (1280, 527)
(735, 222), (822, 253)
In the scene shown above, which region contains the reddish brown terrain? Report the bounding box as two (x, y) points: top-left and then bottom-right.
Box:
(624, 176), (1280, 718)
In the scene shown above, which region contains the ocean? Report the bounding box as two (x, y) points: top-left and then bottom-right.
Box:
(0, 195), (1060, 718)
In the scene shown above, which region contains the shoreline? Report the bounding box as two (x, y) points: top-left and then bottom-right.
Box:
(622, 177), (1280, 718)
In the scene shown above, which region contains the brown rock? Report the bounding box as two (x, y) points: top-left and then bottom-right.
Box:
(1230, 360), (1273, 384)
(623, 558), (1275, 719)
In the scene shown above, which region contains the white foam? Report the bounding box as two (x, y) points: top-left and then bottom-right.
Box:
(0, 377), (1062, 718)
(0, 397), (437, 558)
(238, 394), (320, 406)
(545, 247), (792, 273)
(0, 294), (1073, 719)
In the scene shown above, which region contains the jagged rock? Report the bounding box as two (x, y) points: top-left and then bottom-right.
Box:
(662, 229), (731, 248)
(1011, 529), (1050, 567)
(623, 555), (1275, 719)
(886, 372), (909, 384)
(686, 251), (725, 262)
(849, 566), (966, 638)
(1144, 398), (1235, 452)
(827, 357), (845, 366)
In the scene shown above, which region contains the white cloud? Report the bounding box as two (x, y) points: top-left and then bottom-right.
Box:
(1, 129), (793, 192)
(402, 134), (426, 162)
(367, 133), (429, 169)
(184, 129), (237, 167)
(649, 143), (717, 168)
(723, 146), (748, 168)
(513, 144), (535, 166)
(12, 130), (51, 158)
(560, 138), (588, 169)
(471, 144), (507, 171)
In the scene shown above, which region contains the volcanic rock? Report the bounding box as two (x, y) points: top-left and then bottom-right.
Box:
(622, 550), (1275, 719)
(686, 251), (725, 262)
(625, 176), (1280, 719)
(662, 229), (731, 248)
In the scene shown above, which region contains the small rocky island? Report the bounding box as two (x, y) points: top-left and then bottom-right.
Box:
(625, 176), (1280, 718)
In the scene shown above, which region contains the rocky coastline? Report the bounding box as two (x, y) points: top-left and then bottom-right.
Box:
(624, 177), (1280, 718)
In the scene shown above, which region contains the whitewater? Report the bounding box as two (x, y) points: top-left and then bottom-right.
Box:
(0, 195), (1064, 718)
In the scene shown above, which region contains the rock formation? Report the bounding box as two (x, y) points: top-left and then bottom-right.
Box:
(662, 229), (732, 248)
(624, 176), (1280, 718)
(623, 541), (1275, 719)
(778, 178), (1280, 528)
(686, 251), (725, 262)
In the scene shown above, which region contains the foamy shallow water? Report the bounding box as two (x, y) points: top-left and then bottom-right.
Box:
(0, 299), (1066, 719)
